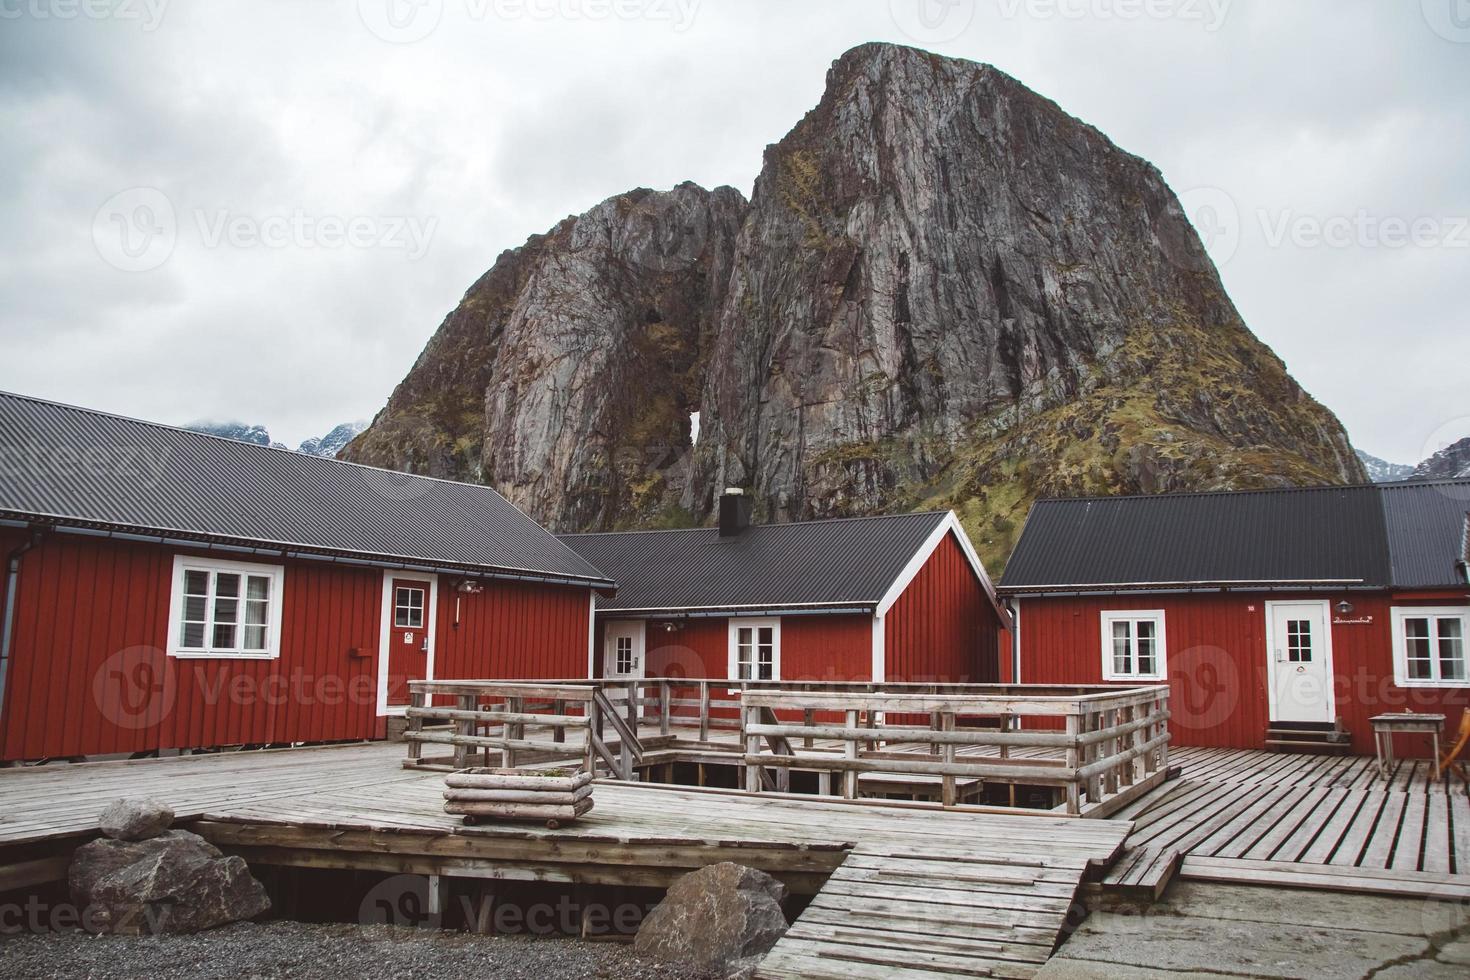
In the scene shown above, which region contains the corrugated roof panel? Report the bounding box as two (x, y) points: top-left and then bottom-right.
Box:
(1000, 485), (1395, 589)
(560, 511), (949, 610)
(0, 390), (610, 584)
(1379, 480), (1470, 589)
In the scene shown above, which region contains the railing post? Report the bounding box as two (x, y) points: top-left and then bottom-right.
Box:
(1064, 711), (1081, 815)
(940, 712), (956, 807)
(843, 708), (859, 800)
(659, 680), (671, 736)
(453, 693), (474, 771)
(501, 695), (519, 770)
(698, 681), (710, 743)
(553, 698), (566, 745)
(803, 708), (815, 750)
(406, 686), (426, 765)
(626, 680), (638, 734)
(743, 703), (762, 793)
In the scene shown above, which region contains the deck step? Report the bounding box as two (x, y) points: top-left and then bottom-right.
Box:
(1264, 735), (1353, 755)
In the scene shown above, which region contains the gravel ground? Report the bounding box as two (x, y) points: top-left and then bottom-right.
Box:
(0, 921), (711, 980)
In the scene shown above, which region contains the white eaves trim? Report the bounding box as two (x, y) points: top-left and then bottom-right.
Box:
(874, 511), (1011, 630)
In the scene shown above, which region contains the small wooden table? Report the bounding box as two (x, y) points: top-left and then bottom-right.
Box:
(1370, 713), (1446, 781)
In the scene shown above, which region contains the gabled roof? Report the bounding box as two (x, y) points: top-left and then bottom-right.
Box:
(1000, 480), (1470, 594)
(0, 391), (612, 588)
(560, 510), (1007, 622)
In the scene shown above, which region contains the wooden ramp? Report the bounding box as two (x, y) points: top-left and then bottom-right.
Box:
(759, 844), (1095, 979)
(1102, 748), (1470, 899)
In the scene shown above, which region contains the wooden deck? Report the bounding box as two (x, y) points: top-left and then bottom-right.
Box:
(1104, 745), (1470, 900)
(0, 741), (1130, 979)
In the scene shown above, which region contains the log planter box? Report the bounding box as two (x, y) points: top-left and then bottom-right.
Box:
(443, 768), (594, 829)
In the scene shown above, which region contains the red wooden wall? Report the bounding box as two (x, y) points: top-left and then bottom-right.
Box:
(0, 530), (382, 760)
(885, 533), (1001, 683)
(1016, 590), (1470, 755)
(433, 578), (590, 681)
(628, 614), (874, 682)
(0, 530), (596, 761)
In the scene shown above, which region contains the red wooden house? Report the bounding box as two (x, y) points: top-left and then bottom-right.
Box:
(0, 392), (613, 762)
(559, 491), (1010, 686)
(1000, 482), (1470, 755)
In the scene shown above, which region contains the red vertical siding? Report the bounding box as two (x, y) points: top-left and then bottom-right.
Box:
(1018, 591), (1470, 754)
(885, 533), (1001, 682)
(639, 614), (873, 681)
(0, 533), (383, 761)
(432, 579), (592, 681)
(0, 531), (596, 761)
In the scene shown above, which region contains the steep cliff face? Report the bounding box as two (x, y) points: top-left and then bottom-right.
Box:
(347, 182), (748, 529)
(345, 43), (1365, 568)
(1415, 437), (1470, 480)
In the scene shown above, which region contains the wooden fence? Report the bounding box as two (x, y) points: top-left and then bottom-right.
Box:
(403, 679), (1170, 817)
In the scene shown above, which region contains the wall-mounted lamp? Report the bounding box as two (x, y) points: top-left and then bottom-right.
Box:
(659, 621), (684, 634)
(1335, 600), (1355, 616)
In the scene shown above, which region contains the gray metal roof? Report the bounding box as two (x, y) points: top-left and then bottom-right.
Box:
(1000, 480), (1470, 593)
(560, 511), (951, 612)
(0, 391), (612, 586)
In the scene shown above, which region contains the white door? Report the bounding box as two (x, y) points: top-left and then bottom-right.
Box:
(1266, 601), (1334, 724)
(603, 621), (645, 679)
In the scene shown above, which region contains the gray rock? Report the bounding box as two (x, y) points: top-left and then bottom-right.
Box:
(69, 829), (270, 934)
(345, 42), (1366, 568)
(98, 797), (175, 841)
(634, 862), (788, 978)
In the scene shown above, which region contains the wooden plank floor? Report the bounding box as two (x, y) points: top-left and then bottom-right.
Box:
(1103, 746), (1470, 900)
(1, 742), (1131, 979)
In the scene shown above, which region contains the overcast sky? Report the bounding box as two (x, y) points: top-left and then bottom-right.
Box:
(1, 0), (1466, 464)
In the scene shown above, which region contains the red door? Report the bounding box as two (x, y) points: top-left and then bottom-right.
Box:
(387, 578), (431, 706)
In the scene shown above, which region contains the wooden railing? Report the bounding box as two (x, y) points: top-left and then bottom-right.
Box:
(402, 679), (1170, 817)
(737, 684), (1170, 816)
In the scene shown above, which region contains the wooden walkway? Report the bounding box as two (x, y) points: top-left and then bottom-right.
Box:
(1104, 746), (1470, 900)
(0, 742), (1130, 979)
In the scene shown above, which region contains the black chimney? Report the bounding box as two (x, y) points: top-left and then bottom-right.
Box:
(718, 488), (753, 538)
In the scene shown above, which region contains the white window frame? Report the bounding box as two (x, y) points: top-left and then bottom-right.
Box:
(727, 617), (781, 683)
(166, 555), (285, 660)
(1100, 610), (1167, 682)
(394, 585), (426, 629)
(1391, 606), (1470, 688)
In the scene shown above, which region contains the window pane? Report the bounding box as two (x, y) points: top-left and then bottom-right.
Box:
(243, 625), (267, 650)
(214, 596), (238, 624)
(184, 595), (208, 622)
(1439, 618), (1465, 681)
(212, 623), (236, 649)
(247, 575), (271, 602)
(181, 621), (205, 648)
(245, 600), (268, 627)
(184, 569), (209, 595)
(1111, 621), (1131, 675)
(758, 627), (773, 646)
(1405, 618), (1432, 679)
(1137, 634), (1155, 675)
(215, 573), (240, 598)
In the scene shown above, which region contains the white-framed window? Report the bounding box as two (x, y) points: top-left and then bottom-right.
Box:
(615, 634), (634, 674)
(1100, 610), (1167, 681)
(394, 586), (425, 629)
(167, 555), (285, 659)
(728, 617), (780, 682)
(1392, 606), (1469, 688)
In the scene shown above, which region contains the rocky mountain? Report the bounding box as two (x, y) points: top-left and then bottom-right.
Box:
(1357, 450), (1415, 483)
(298, 421), (368, 458)
(344, 43), (1364, 569)
(1414, 437), (1470, 480)
(186, 420), (366, 458)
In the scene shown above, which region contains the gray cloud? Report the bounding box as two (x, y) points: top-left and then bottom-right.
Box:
(0, 0), (1464, 463)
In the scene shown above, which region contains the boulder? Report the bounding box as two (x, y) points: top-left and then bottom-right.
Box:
(70, 829), (270, 934)
(635, 862), (789, 978)
(98, 797), (175, 841)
